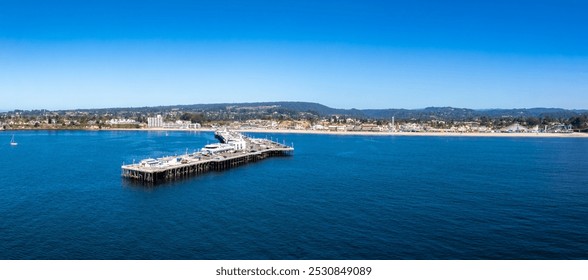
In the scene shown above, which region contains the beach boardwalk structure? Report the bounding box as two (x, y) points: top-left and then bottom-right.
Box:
(121, 129), (293, 184)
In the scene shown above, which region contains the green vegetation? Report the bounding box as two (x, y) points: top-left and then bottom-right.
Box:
(1, 102), (587, 132)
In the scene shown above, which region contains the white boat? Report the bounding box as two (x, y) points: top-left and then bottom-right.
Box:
(10, 135), (17, 146)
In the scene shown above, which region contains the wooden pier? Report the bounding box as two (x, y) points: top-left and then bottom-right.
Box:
(122, 130), (293, 184)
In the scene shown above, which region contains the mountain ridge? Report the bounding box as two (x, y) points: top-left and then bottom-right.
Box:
(6, 101), (588, 121)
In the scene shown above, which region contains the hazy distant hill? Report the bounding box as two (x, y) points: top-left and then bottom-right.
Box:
(475, 108), (585, 119)
(177, 102), (362, 116)
(363, 107), (585, 120)
(174, 102), (586, 120)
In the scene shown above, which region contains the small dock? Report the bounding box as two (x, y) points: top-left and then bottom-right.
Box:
(121, 129), (294, 184)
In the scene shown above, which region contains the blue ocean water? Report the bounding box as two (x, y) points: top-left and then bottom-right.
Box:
(0, 130), (587, 259)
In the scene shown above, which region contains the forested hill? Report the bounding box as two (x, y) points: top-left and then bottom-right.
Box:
(8, 101), (588, 121)
(118, 102), (587, 120)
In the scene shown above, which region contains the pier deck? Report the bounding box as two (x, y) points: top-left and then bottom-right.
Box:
(122, 130), (293, 184)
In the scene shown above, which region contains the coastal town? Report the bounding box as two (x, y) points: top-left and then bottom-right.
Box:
(1, 102), (587, 135)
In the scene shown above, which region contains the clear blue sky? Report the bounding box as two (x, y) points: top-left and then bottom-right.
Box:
(1, 0), (587, 110)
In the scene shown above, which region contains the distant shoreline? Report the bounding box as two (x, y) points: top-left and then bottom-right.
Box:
(3, 127), (588, 138)
(235, 129), (588, 138)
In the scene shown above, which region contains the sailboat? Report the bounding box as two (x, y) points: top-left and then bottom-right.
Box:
(10, 135), (17, 146)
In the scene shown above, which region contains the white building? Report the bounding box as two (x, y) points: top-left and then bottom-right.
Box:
(147, 115), (163, 128)
(227, 137), (247, 150)
(162, 120), (201, 129)
(107, 118), (138, 125)
(502, 123), (528, 133)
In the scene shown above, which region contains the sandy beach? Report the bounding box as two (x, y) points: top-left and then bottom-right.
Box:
(103, 127), (588, 138)
(236, 129), (588, 138)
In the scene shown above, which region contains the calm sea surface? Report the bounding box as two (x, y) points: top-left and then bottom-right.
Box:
(1, 130), (587, 259)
